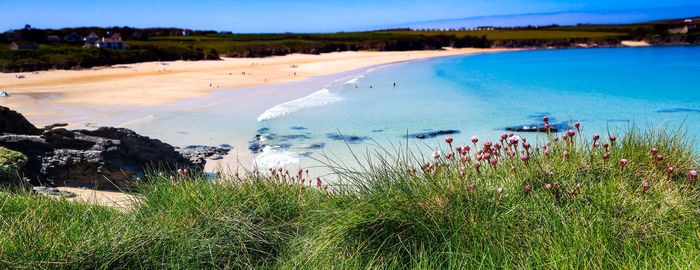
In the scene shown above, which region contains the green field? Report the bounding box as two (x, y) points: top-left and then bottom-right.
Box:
(1, 21), (697, 72)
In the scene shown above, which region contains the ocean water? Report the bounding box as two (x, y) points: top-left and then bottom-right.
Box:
(124, 46), (700, 172)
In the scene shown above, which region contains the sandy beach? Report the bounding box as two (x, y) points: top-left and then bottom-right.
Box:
(0, 48), (517, 117)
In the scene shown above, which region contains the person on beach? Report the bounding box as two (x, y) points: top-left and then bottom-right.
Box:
(209, 82), (212, 87)
(393, 83), (397, 88)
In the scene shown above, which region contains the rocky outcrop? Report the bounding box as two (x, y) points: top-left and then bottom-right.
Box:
(0, 106), (40, 135)
(0, 106), (227, 190)
(175, 145), (232, 165)
(405, 130), (460, 139)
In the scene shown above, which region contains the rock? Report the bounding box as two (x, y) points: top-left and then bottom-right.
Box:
(405, 130), (459, 139)
(43, 123), (69, 131)
(0, 107), (202, 190)
(175, 145), (231, 165)
(0, 106), (40, 135)
(32, 186), (77, 198)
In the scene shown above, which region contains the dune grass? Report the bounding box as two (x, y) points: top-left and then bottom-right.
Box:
(1, 124), (698, 269)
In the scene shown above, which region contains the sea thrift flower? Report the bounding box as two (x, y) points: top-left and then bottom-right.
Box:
(689, 170), (697, 184)
(667, 167), (674, 180)
(470, 184), (476, 190)
(569, 189), (575, 200)
(169, 175), (174, 181)
(445, 137), (453, 144)
(525, 185), (532, 192)
(593, 134), (600, 142)
(496, 188), (503, 201)
(545, 183), (552, 190)
(574, 122), (581, 134)
(554, 137), (559, 142)
(544, 149), (550, 156)
(490, 159), (498, 166)
(642, 182), (650, 194)
(511, 166), (516, 171)
(609, 135), (616, 143)
(543, 116), (549, 123)
(456, 146), (462, 153)
(474, 163), (481, 174)
(563, 151), (569, 160)
(655, 154), (663, 167)
(433, 150), (441, 159)
(576, 183), (581, 190)
(594, 142), (599, 149)
(521, 154), (529, 162)
(619, 159), (628, 171)
(471, 136), (479, 143)
(177, 169), (183, 174)
(500, 133), (508, 141)
(567, 129), (575, 138)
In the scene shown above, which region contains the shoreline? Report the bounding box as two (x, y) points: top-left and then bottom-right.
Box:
(0, 48), (519, 111)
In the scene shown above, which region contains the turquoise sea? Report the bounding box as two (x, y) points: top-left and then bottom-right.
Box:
(124, 46), (700, 171)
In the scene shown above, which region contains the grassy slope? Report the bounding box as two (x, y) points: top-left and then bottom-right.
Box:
(1, 125), (698, 269)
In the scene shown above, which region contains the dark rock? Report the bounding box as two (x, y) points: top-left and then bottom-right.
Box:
(405, 130), (459, 139)
(0, 106), (40, 135)
(42, 123), (69, 131)
(0, 107), (202, 190)
(327, 133), (369, 143)
(249, 142), (264, 153)
(175, 145), (231, 165)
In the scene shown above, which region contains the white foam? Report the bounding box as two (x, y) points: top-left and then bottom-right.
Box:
(253, 146), (301, 169)
(256, 88), (343, 121)
(344, 75), (364, 84)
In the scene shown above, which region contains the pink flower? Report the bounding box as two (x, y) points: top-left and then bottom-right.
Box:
(574, 122), (580, 129)
(483, 153), (491, 160)
(576, 183), (581, 190)
(544, 149), (550, 156)
(603, 143), (609, 149)
(510, 166), (516, 171)
(563, 151), (569, 159)
(609, 135), (616, 142)
(544, 124), (550, 129)
(593, 134), (600, 141)
(169, 175), (174, 181)
(567, 130), (575, 137)
(642, 182), (650, 194)
(689, 170), (697, 184)
(523, 142), (531, 149)
(500, 133), (508, 141)
(545, 183), (552, 190)
(620, 159), (628, 171)
(490, 159), (498, 165)
(456, 146), (462, 152)
(183, 169), (189, 174)
(497, 188), (503, 194)
(602, 152), (610, 160)
(177, 169), (183, 174)
(554, 137), (559, 142)
(525, 185), (532, 192)
(656, 154), (663, 161)
(543, 116), (549, 123)
(445, 137), (453, 144)
(651, 148), (658, 154)
(471, 136), (479, 143)
(521, 155), (529, 161)
(470, 184), (476, 189)
(432, 150), (441, 159)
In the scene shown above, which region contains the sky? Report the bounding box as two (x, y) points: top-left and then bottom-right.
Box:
(1, 0), (698, 33)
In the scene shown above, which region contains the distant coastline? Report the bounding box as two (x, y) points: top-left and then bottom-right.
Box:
(1, 17), (697, 73)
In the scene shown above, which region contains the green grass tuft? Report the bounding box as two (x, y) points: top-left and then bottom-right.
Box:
(1, 125), (698, 269)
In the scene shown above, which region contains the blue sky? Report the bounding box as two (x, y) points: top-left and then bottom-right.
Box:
(1, 0), (698, 32)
